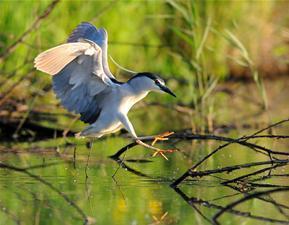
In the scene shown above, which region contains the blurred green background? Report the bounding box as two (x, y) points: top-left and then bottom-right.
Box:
(1, 1), (289, 225)
(1, 0), (289, 136)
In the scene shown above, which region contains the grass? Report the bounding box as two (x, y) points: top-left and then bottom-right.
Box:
(158, 0), (285, 129)
(0, 0), (288, 134)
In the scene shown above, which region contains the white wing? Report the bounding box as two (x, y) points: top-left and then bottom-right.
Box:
(34, 39), (116, 124)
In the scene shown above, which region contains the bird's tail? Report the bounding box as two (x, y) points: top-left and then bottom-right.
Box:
(74, 132), (85, 139)
(75, 126), (103, 139)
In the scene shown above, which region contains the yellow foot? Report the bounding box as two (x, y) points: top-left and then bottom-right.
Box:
(151, 131), (174, 146)
(152, 149), (177, 160)
(135, 138), (177, 161)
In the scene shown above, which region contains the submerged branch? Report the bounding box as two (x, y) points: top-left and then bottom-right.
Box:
(187, 159), (289, 178)
(173, 187), (289, 225)
(212, 187), (289, 225)
(171, 118), (289, 187)
(221, 163), (287, 185)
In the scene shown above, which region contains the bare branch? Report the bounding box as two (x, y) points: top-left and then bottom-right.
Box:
(0, 0), (60, 62)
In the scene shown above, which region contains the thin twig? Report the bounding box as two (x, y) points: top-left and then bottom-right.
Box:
(113, 130), (289, 160)
(173, 187), (289, 225)
(186, 159), (289, 178)
(0, 0), (60, 62)
(171, 118), (289, 187)
(213, 187), (289, 225)
(85, 141), (93, 180)
(221, 163), (287, 185)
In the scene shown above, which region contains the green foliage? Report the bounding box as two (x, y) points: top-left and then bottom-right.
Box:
(0, 0), (287, 131)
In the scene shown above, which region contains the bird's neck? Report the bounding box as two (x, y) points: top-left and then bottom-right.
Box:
(118, 81), (150, 114)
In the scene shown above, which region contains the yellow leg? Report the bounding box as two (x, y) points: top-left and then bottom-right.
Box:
(136, 133), (177, 160)
(151, 131), (174, 146)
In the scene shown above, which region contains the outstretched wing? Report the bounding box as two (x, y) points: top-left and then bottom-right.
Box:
(34, 23), (117, 124)
(67, 22), (114, 79)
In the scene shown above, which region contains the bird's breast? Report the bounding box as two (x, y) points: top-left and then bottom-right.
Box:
(118, 90), (148, 114)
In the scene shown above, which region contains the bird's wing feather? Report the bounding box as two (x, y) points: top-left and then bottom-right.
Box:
(34, 42), (92, 75)
(34, 39), (116, 124)
(67, 22), (114, 79)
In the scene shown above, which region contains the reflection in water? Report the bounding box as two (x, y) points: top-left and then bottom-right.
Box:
(0, 162), (91, 224)
(1, 121), (289, 225)
(110, 121), (289, 225)
(173, 187), (289, 225)
(111, 155), (289, 225)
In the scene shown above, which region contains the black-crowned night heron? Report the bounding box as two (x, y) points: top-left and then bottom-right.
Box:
(34, 22), (176, 157)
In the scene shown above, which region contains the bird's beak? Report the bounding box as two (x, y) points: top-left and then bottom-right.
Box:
(160, 85), (176, 97)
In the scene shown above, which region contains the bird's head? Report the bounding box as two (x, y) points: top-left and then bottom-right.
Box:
(129, 72), (176, 97)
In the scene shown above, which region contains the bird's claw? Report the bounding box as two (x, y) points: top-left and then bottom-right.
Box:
(135, 137), (177, 160)
(152, 149), (177, 160)
(151, 131), (174, 146)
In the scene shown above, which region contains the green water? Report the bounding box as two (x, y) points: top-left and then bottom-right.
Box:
(1, 125), (289, 225)
(1, 74), (289, 225)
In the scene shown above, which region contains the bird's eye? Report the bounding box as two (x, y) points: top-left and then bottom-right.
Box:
(155, 80), (160, 85)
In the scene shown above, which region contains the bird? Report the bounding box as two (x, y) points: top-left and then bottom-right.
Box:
(34, 22), (176, 158)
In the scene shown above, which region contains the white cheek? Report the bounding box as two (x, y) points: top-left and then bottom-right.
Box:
(155, 86), (163, 92)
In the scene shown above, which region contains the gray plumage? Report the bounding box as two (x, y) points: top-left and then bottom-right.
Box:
(34, 22), (176, 139)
